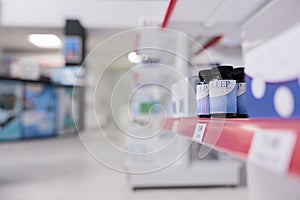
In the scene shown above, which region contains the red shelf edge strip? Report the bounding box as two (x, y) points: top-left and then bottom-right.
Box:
(161, 117), (300, 179)
(161, 0), (177, 28)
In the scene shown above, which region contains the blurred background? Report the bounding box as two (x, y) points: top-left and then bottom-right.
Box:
(0, 0), (300, 200)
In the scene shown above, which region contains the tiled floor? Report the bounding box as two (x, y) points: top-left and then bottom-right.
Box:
(0, 130), (248, 200)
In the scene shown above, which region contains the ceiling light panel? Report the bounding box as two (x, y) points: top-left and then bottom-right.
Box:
(28, 34), (62, 48)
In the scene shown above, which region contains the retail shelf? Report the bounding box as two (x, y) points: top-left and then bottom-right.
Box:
(0, 76), (84, 87)
(161, 117), (300, 179)
(129, 160), (241, 189)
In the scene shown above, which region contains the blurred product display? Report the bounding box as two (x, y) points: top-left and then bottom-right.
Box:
(0, 80), (23, 140)
(0, 76), (84, 140)
(23, 83), (57, 138)
(0, 1), (299, 200)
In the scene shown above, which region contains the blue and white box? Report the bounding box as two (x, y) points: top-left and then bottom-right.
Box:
(244, 5), (300, 119)
(22, 83), (57, 138)
(0, 80), (23, 140)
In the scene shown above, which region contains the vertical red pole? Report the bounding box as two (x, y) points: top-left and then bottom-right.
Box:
(161, 0), (178, 28)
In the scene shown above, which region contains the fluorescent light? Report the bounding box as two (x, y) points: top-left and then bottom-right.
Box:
(28, 34), (62, 48)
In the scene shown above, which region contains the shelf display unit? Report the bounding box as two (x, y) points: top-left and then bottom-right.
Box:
(0, 69), (85, 140)
(127, 33), (243, 189)
(161, 117), (300, 178)
(157, 0), (300, 199)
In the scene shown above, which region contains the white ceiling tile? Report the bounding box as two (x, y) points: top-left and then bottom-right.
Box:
(1, 0), (169, 28)
(218, 0), (271, 24)
(169, 0), (270, 25)
(171, 0), (223, 23)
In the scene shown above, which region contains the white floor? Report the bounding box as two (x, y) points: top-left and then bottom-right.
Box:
(0, 130), (248, 200)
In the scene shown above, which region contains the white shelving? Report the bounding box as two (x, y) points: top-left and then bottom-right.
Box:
(158, 0), (300, 199)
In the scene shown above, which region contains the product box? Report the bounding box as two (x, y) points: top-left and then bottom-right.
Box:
(243, 1), (300, 119)
(22, 83), (57, 138)
(0, 80), (23, 140)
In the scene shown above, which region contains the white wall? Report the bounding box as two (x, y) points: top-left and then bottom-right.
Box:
(84, 55), (132, 130)
(192, 47), (243, 68)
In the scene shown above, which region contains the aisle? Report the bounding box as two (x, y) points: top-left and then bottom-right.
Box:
(0, 130), (247, 200)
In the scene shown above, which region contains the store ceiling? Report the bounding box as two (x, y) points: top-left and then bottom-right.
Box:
(0, 0), (271, 55)
(170, 0), (270, 27)
(0, 0), (169, 28)
(0, 0), (167, 54)
(0, 26), (133, 54)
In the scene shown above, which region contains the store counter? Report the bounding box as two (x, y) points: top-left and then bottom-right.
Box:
(0, 77), (84, 140)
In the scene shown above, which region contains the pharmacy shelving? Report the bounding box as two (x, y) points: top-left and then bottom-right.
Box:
(157, 0), (300, 199)
(158, 0), (300, 180)
(161, 117), (300, 179)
